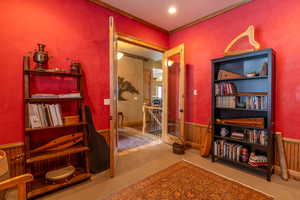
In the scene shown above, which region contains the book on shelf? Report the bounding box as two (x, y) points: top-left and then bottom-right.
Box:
(245, 96), (267, 110)
(214, 140), (242, 162)
(244, 129), (268, 146)
(215, 82), (237, 96)
(28, 103), (63, 128)
(31, 92), (81, 99)
(216, 96), (236, 108)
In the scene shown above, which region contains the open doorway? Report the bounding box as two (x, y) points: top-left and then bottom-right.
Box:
(116, 40), (163, 153)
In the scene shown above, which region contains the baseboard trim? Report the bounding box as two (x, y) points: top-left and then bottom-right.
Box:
(185, 141), (200, 149)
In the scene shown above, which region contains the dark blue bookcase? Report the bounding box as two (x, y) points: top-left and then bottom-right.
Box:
(211, 49), (275, 181)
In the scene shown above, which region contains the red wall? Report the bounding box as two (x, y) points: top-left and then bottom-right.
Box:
(0, 0), (168, 144)
(169, 0), (300, 139)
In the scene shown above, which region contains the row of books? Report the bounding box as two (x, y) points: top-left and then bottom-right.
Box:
(28, 104), (63, 128)
(223, 129), (268, 146)
(215, 82), (237, 96)
(214, 140), (242, 162)
(216, 96), (236, 108)
(245, 129), (268, 146)
(245, 96), (267, 110)
(31, 92), (81, 99)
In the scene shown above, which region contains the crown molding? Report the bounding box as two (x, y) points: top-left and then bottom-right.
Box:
(169, 0), (252, 34)
(88, 0), (169, 34)
(88, 0), (252, 35)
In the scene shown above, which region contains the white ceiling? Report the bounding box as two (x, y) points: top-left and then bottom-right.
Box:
(118, 41), (163, 61)
(101, 0), (247, 31)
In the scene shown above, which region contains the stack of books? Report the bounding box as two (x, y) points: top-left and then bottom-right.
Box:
(28, 104), (63, 128)
(231, 132), (244, 140)
(216, 96), (236, 108)
(214, 140), (242, 162)
(245, 129), (268, 145)
(215, 82), (237, 96)
(245, 96), (267, 110)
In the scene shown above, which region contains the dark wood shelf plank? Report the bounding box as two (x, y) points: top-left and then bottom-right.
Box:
(214, 135), (267, 149)
(216, 107), (268, 112)
(26, 146), (89, 164)
(215, 156), (267, 173)
(215, 92), (268, 96)
(24, 69), (81, 77)
(215, 123), (265, 130)
(25, 97), (83, 102)
(25, 122), (87, 132)
(28, 171), (91, 198)
(214, 76), (268, 82)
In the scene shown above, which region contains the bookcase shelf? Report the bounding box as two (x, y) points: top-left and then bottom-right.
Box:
(28, 170), (91, 199)
(214, 75), (268, 82)
(25, 122), (87, 132)
(214, 136), (267, 150)
(211, 49), (275, 181)
(214, 156), (267, 173)
(215, 123), (266, 130)
(216, 107), (268, 112)
(24, 69), (82, 77)
(25, 97), (83, 102)
(26, 146), (89, 163)
(23, 63), (90, 198)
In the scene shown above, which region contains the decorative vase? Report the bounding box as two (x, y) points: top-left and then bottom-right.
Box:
(70, 62), (81, 73)
(33, 43), (49, 70)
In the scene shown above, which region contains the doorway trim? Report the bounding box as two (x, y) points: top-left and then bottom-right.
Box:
(117, 33), (167, 53)
(162, 44), (185, 144)
(109, 31), (167, 177)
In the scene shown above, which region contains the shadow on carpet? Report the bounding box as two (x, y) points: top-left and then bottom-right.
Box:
(118, 127), (158, 152)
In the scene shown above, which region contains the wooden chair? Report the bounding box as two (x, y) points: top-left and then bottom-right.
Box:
(0, 174), (33, 200)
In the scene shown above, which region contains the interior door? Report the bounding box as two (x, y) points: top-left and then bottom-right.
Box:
(162, 44), (185, 144)
(109, 16), (118, 177)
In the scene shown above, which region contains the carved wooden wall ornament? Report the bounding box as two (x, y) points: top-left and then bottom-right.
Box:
(224, 25), (261, 56)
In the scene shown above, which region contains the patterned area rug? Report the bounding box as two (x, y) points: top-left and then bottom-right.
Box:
(105, 161), (273, 200)
(118, 127), (158, 152)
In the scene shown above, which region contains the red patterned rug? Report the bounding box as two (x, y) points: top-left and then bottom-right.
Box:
(105, 161), (273, 200)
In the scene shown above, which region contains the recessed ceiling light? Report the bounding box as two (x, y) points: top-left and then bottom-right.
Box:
(168, 7), (177, 15)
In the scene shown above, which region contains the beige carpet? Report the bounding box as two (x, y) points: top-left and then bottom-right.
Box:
(32, 144), (300, 200)
(105, 160), (273, 200)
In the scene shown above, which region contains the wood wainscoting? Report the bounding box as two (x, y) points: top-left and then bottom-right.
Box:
(274, 137), (300, 180)
(1, 127), (299, 180)
(0, 142), (25, 177)
(184, 122), (209, 149)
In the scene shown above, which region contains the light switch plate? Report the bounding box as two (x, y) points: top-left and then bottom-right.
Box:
(193, 90), (198, 96)
(104, 99), (111, 105)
